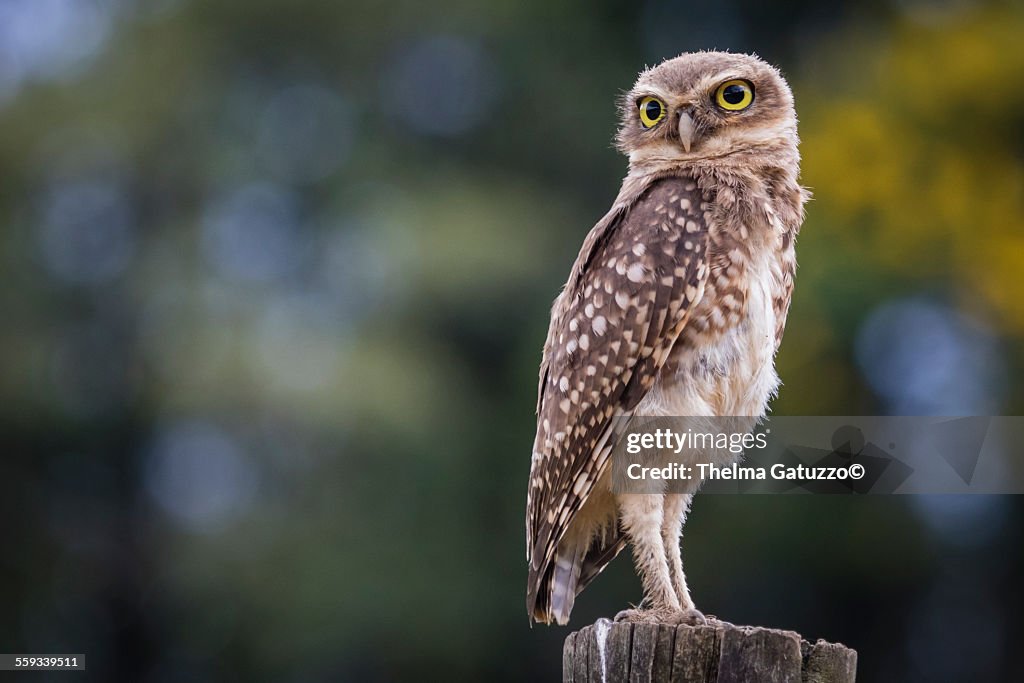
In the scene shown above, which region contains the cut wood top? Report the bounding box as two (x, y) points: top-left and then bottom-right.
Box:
(563, 619), (856, 683)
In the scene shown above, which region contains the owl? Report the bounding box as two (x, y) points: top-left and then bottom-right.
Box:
(526, 51), (807, 626)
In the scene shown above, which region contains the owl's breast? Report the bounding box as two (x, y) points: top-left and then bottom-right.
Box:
(638, 223), (793, 418)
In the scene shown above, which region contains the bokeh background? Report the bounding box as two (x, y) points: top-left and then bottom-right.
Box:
(2, 0), (1023, 681)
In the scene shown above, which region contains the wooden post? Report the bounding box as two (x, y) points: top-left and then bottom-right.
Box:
(563, 619), (856, 683)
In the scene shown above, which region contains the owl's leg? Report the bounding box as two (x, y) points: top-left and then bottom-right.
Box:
(613, 493), (682, 623)
(662, 493), (705, 625)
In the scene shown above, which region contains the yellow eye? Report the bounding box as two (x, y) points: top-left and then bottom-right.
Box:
(638, 96), (666, 128)
(714, 79), (754, 111)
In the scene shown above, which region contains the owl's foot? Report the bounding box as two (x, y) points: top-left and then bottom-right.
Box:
(614, 606), (707, 626)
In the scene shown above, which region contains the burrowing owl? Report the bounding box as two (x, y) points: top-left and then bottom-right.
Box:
(526, 51), (807, 625)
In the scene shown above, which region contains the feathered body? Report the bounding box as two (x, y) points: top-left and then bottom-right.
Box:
(526, 52), (807, 625)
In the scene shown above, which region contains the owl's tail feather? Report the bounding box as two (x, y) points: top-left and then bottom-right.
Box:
(529, 519), (627, 625)
(549, 540), (585, 626)
(542, 525), (627, 626)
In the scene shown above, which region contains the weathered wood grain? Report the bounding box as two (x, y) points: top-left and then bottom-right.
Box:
(563, 620), (855, 683)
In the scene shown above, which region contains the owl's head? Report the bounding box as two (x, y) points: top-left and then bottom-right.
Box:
(617, 51), (798, 170)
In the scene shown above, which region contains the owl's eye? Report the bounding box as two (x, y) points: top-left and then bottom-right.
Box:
(714, 80), (754, 111)
(638, 96), (666, 128)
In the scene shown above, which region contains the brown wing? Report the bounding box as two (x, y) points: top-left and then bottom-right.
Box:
(526, 176), (711, 620)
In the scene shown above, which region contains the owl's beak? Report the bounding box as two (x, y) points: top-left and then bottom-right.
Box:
(678, 111), (696, 153)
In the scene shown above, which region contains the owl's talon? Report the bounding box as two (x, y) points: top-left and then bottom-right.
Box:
(671, 607), (707, 626)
